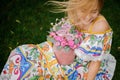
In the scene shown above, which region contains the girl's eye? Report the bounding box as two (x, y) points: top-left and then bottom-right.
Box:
(81, 9), (87, 13)
(80, 10), (85, 13)
(92, 11), (97, 13)
(91, 9), (98, 13)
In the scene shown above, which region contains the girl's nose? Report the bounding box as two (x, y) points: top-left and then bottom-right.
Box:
(85, 15), (90, 21)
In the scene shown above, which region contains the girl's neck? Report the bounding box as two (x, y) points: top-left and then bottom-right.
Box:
(75, 20), (93, 32)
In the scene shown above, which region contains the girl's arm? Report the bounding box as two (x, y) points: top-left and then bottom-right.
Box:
(87, 61), (101, 80)
(87, 17), (109, 80)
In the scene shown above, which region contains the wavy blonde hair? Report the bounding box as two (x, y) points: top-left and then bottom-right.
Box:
(46, 0), (104, 30)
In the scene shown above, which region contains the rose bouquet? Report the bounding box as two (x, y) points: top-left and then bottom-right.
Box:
(47, 18), (83, 52)
(47, 18), (83, 65)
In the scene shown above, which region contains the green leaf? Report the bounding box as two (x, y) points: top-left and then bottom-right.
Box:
(50, 76), (53, 80)
(16, 19), (21, 24)
(55, 26), (61, 31)
(47, 36), (55, 42)
(64, 46), (70, 52)
(50, 28), (54, 32)
(57, 46), (62, 50)
(74, 39), (79, 44)
(62, 67), (67, 71)
(30, 76), (39, 80)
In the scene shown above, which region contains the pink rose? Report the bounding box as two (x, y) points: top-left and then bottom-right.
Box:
(50, 32), (56, 37)
(72, 45), (77, 49)
(77, 31), (82, 37)
(75, 35), (79, 38)
(62, 24), (71, 30)
(54, 36), (63, 42)
(73, 44), (80, 49)
(56, 30), (67, 36)
(61, 40), (67, 47)
(68, 40), (74, 48)
(65, 34), (74, 41)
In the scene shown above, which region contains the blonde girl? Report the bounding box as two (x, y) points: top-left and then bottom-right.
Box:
(47, 0), (116, 80)
(0, 0), (116, 80)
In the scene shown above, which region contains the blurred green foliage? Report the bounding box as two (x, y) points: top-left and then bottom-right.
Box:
(0, 0), (120, 79)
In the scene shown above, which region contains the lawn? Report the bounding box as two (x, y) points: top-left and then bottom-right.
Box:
(0, 0), (120, 79)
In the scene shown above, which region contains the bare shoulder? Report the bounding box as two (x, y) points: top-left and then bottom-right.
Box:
(92, 15), (111, 33)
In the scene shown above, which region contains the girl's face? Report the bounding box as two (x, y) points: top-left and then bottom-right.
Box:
(76, 8), (99, 25)
(85, 9), (99, 23)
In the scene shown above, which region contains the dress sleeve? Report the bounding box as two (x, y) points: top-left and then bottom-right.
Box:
(74, 32), (113, 61)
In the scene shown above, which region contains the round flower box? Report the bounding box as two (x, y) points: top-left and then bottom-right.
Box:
(47, 18), (82, 65)
(53, 45), (75, 65)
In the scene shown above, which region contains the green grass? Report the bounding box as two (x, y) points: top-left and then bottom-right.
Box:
(102, 0), (120, 79)
(0, 0), (120, 80)
(0, 0), (64, 74)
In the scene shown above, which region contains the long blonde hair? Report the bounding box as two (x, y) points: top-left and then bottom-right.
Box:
(46, 0), (104, 30)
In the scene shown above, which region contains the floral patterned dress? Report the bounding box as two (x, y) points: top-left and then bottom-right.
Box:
(74, 29), (116, 80)
(0, 16), (116, 80)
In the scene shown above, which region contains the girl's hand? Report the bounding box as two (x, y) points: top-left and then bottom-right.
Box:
(87, 61), (101, 80)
